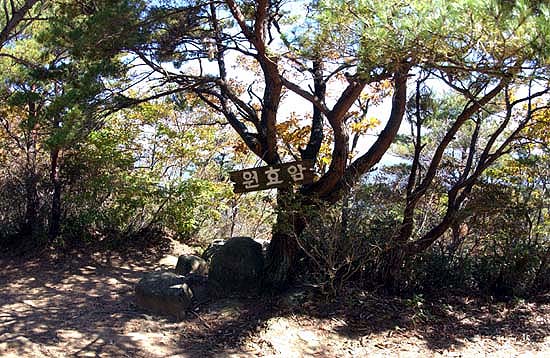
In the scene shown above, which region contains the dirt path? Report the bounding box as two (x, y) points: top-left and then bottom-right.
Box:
(1, 248), (549, 357)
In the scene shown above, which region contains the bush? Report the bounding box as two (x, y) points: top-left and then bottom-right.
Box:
(294, 197), (384, 298)
(401, 236), (549, 298)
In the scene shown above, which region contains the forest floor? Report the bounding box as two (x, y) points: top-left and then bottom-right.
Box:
(0, 239), (549, 358)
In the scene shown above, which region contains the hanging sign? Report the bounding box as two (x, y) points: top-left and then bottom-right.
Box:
(229, 161), (314, 193)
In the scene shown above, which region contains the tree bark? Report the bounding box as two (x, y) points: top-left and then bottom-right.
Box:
(301, 60), (326, 162)
(48, 148), (62, 239)
(377, 245), (409, 293)
(264, 190), (307, 289)
(22, 172), (39, 237)
(264, 229), (300, 289)
(21, 100), (40, 238)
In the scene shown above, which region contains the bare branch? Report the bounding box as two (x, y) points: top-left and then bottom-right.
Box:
(0, 52), (39, 68)
(410, 79), (508, 202)
(317, 68), (410, 202)
(280, 76), (329, 116)
(0, 0), (41, 49)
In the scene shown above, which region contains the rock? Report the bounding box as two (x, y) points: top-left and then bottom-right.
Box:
(183, 273), (210, 304)
(202, 239), (226, 261)
(208, 237), (265, 296)
(135, 271), (210, 318)
(135, 271), (190, 318)
(175, 254), (208, 276)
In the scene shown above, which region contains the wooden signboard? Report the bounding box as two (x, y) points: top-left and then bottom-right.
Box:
(229, 161), (314, 193)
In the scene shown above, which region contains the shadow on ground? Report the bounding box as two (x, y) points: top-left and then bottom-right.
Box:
(293, 287), (550, 354)
(0, 242), (277, 357)
(0, 253), (161, 357)
(0, 245), (548, 357)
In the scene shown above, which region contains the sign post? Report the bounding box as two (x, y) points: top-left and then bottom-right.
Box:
(229, 161), (314, 193)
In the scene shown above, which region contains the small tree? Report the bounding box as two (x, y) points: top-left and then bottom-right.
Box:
(0, 0), (141, 241)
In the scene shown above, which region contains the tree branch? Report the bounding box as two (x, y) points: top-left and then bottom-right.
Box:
(410, 79), (507, 203)
(280, 76), (329, 116)
(301, 60), (327, 162)
(224, 0), (253, 41)
(316, 68), (410, 202)
(0, 0), (40, 49)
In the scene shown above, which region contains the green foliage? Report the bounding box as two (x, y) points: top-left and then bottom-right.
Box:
(43, 0), (146, 61)
(314, 0), (550, 75)
(0, 0), (139, 245)
(57, 100), (233, 241)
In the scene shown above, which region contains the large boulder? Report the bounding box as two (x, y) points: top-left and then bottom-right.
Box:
(202, 239), (226, 261)
(175, 254), (208, 276)
(207, 237), (265, 296)
(135, 271), (209, 318)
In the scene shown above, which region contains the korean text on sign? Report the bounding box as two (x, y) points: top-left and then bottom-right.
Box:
(229, 161), (314, 193)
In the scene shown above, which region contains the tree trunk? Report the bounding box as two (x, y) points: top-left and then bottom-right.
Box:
(48, 148), (61, 239)
(22, 117), (39, 238)
(22, 173), (39, 237)
(377, 245), (408, 293)
(264, 228), (300, 289)
(264, 190), (307, 289)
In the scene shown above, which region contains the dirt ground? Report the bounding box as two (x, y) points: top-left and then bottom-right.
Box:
(1, 241), (549, 358)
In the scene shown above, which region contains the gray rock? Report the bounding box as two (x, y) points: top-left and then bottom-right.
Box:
(202, 239), (226, 261)
(135, 271), (211, 318)
(183, 273), (210, 304)
(175, 254), (208, 276)
(135, 271), (190, 319)
(208, 237), (265, 296)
